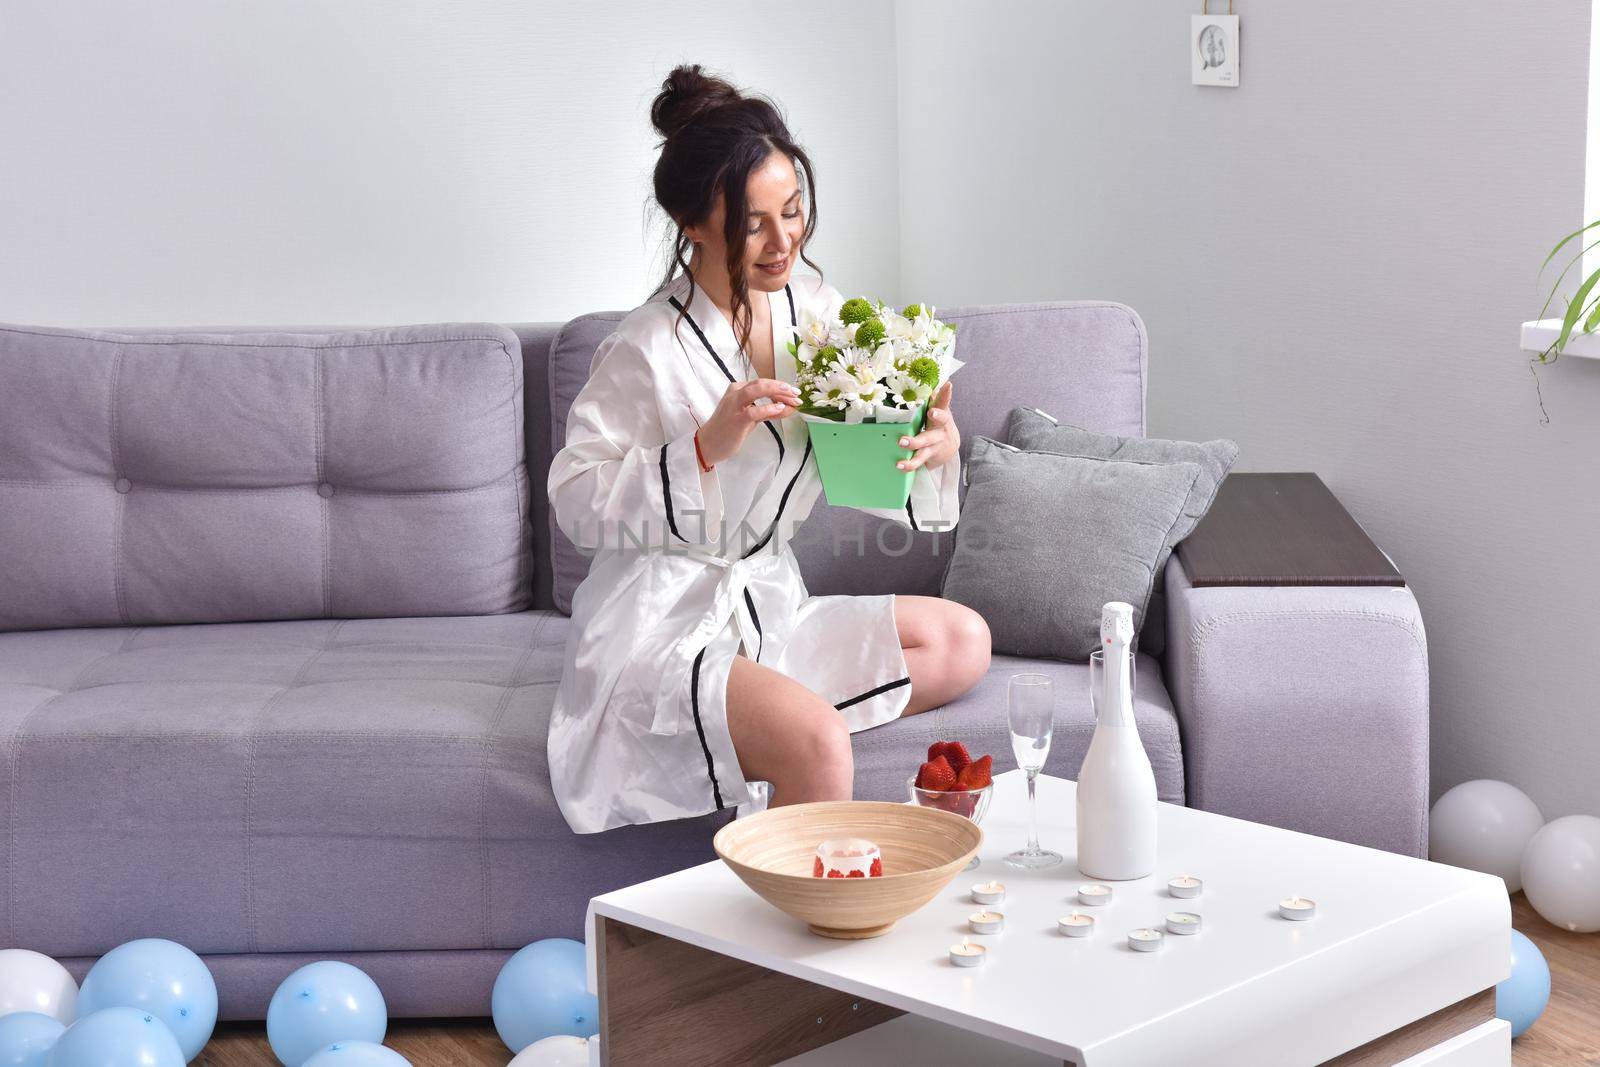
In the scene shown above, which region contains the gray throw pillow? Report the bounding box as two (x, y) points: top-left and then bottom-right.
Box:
(939, 435), (1203, 661)
(1005, 408), (1239, 655)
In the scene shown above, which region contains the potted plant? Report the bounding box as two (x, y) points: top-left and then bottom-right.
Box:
(1529, 219), (1600, 364)
(790, 296), (964, 508)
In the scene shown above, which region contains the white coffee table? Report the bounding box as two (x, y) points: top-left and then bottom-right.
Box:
(585, 770), (1510, 1066)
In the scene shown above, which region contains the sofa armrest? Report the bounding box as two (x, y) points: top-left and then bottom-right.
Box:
(1161, 553), (1429, 857)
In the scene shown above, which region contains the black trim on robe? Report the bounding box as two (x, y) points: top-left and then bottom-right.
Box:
(743, 439), (812, 560)
(690, 646), (725, 810)
(741, 587), (764, 662)
(659, 443), (686, 543)
(835, 675), (912, 712)
(668, 295), (736, 380)
(906, 497), (919, 531)
(668, 294), (784, 459)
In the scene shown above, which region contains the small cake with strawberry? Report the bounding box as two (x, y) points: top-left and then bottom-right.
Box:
(912, 740), (994, 818)
(812, 837), (884, 879)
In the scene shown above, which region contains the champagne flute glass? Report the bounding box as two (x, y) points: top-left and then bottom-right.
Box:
(1005, 672), (1063, 869)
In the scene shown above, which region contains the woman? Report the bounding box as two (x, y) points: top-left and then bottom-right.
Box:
(546, 65), (991, 835)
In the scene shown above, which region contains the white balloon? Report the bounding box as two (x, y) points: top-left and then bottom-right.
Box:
(0, 949), (77, 1024)
(1521, 814), (1600, 932)
(509, 1034), (594, 1067)
(1429, 779), (1545, 893)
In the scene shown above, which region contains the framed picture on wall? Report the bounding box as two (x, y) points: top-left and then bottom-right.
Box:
(1191, 14), (1240, 87)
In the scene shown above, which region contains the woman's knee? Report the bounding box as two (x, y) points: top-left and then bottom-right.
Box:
(727, 656), (853, 792)
(764, 694), (853, 800)
(796, 704), (854, 783)
(949, 603), (992, 685)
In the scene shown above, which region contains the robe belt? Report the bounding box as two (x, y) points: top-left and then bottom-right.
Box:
(649, 547), (786, 736)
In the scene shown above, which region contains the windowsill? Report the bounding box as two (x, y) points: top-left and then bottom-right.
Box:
(1521, 319), (1600, 360)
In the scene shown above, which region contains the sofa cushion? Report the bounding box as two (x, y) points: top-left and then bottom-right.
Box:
(0, 611), (734, 957)
(1005, 407), (1239, 655)
(940, 436), (1201, 660)
(546, 313), (625, 616)
(0, 322), (532, 631)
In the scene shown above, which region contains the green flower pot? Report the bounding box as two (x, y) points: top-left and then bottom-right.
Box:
(804, 402), (928, 508)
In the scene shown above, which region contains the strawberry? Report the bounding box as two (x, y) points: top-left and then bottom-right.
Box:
(813, 857), (825, 878)
(869, 857), (883, 877)
(940, 741), (973, 775)
(945, 792), (979, 818)
(915, 755), (957, 792)
(926, 741), (973, 775)
(955, 754), (993, 791)
(846, 869), (865, 878)
(826, 868), (845, 878)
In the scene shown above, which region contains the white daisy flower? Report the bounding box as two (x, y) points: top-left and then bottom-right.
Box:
(799, 308), (833, 348)
(887, 369), (934, 407)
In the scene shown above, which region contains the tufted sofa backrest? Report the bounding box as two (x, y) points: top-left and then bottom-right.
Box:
(0, 322), (532, 632)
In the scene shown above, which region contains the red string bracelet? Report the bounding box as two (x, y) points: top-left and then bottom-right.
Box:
(693, 428), (714, 473)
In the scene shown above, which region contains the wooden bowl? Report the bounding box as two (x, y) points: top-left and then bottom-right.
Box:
(713, 800), (983, 939)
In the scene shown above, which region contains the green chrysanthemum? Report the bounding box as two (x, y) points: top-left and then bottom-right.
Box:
(810, 344), (840, 373)
(853, 318), (886, 349)
(908, 356), (941, 388)
(901, 303), (923, 319)
(839, 297), (875, 325)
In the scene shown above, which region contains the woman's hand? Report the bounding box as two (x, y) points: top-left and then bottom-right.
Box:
(695, 378), (801, 467)
(896, 381), (960, 472)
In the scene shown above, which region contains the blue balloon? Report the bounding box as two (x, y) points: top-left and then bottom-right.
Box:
(266, 962), (387, 1067)
(77, 938), (218, 1061)
(1496, 929), (1551, 1039)
(45, 1007), (185, 1067)
(0, 1012), (65, 1067)
(301, 1041), (410, 1066)
(491, 939), (599, 1053)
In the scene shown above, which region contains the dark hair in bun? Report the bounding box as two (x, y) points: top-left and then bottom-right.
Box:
(650, 65), (743, 141)
(649, 64), (822, 358)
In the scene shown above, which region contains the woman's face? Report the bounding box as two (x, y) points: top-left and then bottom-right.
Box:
(685, 150), (805, 294)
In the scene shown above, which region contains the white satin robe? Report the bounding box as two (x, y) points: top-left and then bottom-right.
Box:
(546, 271), (961, 834)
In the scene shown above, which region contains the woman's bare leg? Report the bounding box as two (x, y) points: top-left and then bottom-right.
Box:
(893, 595), (992, 717)
(725, 653), (854, 807)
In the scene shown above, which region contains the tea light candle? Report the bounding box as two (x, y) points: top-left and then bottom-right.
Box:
(1279, 895), (1317, 921)
(1167, 874), (1203, 899)
(1166, 911), (1202, 935)
(949, 936), (986, 967)
(1128, 927), (1164, 952)
(971, 880), (1006, 905)
(969, 909), (1005, 934)
(1058, 911), (1095, 937)
(1077, 884), (1113, 907)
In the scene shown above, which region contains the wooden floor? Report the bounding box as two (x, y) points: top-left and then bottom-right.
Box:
(195, 893), (1597, 1065)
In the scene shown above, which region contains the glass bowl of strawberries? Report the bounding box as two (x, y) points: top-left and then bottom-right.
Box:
(908, 741), (994, 871)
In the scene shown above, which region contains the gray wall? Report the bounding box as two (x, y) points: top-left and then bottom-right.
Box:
(0, 1), (900, 325)
(897, 0), (1600, 820)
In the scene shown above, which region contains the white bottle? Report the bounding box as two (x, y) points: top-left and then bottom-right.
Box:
(1075, 602), (1158, 880)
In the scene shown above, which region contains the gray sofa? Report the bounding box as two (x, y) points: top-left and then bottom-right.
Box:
(0, 301), (1428, 1020)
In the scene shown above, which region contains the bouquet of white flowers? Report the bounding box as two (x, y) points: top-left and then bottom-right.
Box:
(787, 295), (964, 507)
(789, 297), (964, 424)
